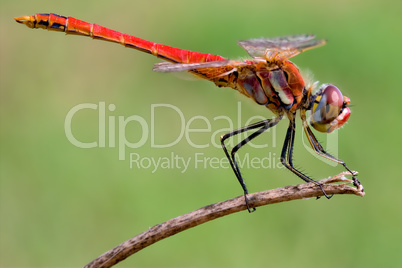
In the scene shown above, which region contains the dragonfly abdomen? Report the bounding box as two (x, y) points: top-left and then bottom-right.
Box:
(15, 13), (226, 64)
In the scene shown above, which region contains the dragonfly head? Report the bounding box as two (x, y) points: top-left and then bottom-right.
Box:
(310, 84), (351, 133)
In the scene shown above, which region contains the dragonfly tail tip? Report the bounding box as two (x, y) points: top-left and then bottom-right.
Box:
(14, 16), (36, 28)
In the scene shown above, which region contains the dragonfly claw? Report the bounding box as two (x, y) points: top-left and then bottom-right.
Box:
(244, 194), (256, 213)
(352, 176), (364, 192)
(316, 182), (333, 199)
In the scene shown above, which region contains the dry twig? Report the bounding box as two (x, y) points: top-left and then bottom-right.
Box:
(85, 171), (364, 268)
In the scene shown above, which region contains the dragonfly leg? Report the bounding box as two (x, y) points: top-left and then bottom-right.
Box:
(302, 121), (362, 190)
(280, 115), (333, 199)
(221, 116), (282, 212)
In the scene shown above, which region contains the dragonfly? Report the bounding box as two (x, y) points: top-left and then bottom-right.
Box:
(15, 13), (361, 212)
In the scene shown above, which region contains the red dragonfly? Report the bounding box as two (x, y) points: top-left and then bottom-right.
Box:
(15, 13), (361, 212)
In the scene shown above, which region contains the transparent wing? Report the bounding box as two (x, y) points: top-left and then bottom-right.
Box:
(238, 34), (326, 61)
(153, 60), (231, 72)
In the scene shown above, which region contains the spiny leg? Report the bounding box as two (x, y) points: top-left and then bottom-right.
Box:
(280, 115), (333, 198)
(221, 117), (282, 212)
(222, 119), (274, 212)
(303, 120), (362, 189)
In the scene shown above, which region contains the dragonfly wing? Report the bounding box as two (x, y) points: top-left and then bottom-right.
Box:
(153, 60), (231, 72)
(238, 34), (326, 61)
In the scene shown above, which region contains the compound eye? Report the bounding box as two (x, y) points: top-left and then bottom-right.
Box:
(310, 85), (345, 132)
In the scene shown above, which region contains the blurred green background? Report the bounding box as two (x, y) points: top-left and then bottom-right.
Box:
(1, 0), (401, 267)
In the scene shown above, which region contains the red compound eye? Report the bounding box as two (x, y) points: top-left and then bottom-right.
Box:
(310, 85), (350, 133)
(323, 85), (344, 110)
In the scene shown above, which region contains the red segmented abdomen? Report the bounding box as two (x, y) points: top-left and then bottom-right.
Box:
(15, 13), (227, 64)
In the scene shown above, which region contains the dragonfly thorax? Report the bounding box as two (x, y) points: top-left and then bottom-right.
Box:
(235, 60), (305, 114)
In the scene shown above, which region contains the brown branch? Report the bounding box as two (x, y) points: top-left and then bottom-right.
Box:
(84, 171), (364, 268)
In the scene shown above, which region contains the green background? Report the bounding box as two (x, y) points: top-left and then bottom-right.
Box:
(1, 0), (401, 267)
